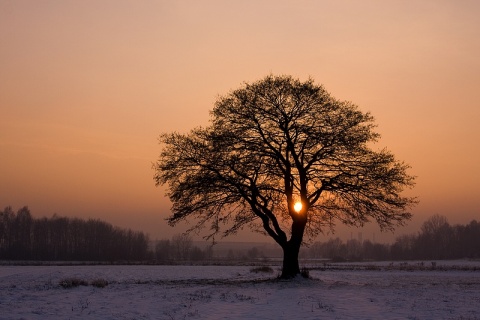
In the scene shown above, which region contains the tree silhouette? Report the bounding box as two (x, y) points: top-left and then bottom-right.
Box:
(154, 75), (416, 278)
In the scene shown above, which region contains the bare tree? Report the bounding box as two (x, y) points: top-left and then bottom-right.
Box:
(417, 214), (452, 259)
(155, 239), (171, 261)
(154, 75), (416, 278)
(171, 233), (193, 260)
(420, 214), (449, 235)
(0, 206), (15, 257)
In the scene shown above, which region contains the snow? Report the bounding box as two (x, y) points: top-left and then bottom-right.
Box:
(1, 262), (479, 319)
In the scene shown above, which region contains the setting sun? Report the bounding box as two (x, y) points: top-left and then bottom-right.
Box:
(293, 201), (303, 213)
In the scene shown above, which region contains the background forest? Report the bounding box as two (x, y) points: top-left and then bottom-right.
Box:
(1, 206), (479, 262)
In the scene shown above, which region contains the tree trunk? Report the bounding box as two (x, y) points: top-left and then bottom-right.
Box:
(280, 219), (306, 279)
(281, 241), (301, 278)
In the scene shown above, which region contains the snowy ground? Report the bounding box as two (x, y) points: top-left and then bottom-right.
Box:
(1, 261), (479, 319)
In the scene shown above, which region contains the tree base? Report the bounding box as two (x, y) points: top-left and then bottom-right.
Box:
(280, 238), (304, 279)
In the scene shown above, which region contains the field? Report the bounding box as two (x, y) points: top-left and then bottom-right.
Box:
(1, 261), (479, 319)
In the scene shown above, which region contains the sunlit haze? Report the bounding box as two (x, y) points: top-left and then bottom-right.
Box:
(1, 1), (479, 243)
(294, 202), (303, 213)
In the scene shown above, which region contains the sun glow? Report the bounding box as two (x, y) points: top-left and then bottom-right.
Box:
(293, 201), (303, 213)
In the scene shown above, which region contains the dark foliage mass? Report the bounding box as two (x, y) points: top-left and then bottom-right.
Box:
(306, 215), (480, 261)
(0, 206), (150, 261)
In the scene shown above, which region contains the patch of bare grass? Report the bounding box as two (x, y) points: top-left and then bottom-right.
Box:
(59, 278), (88, 289)
(59, 277), (109, 288)
(250, 266), (274, 273)
(91, 278), (109, 288)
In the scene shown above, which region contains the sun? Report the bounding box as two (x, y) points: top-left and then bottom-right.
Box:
(293, 201), (303, 213)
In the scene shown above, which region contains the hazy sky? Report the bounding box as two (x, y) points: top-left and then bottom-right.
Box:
(1, 0), (479, 243)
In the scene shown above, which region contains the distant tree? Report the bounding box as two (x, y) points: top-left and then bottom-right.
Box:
(306, 241), (323, 259)
(31, 217), (50, 259)
(377, 244), (390, 260)
(247, 247), (260, 260)
(203, 245), (214, 260)
(462, 220), (480, 258)
(391, 234), (417, 260)
(189, 246), (205, 261)
(0, 206), (15, 257)
(345, 239), (362, 260)
(417, 214), (452, 259)
(323, 238), (346, 260)
(420, 214), (449, 235)
(155, 239), (171, 261)
(154, 75), (417, 278)
(171, 233), (193, 260)
(361, 240), (375, 260)
(13, 207), (33, 259)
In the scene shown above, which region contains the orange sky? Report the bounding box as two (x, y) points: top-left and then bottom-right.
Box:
(1, 1), (479, 243)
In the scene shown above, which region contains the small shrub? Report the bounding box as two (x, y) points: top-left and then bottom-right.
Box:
(250, 266), (274, 273)
(300, 267), (310, 278)
(91, 279), (109, 288)
(365, 265), (381, 271)
(59, 278), (88, 289)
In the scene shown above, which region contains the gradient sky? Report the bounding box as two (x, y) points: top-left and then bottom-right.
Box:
(1, 0), (479, 243)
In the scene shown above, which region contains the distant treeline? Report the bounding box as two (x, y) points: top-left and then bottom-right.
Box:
(2, 207), (479, 263)
(0, 206), (150, 261)
(305, 215), (480, 261)
(154, 233), (214, 262)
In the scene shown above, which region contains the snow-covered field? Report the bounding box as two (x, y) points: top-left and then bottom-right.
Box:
(1, 261), (479, 319)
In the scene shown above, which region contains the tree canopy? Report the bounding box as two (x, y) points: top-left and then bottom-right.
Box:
(154, 75), (416, 277)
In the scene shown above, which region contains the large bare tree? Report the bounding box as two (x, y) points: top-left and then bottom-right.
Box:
(154, 75), (416, 278)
